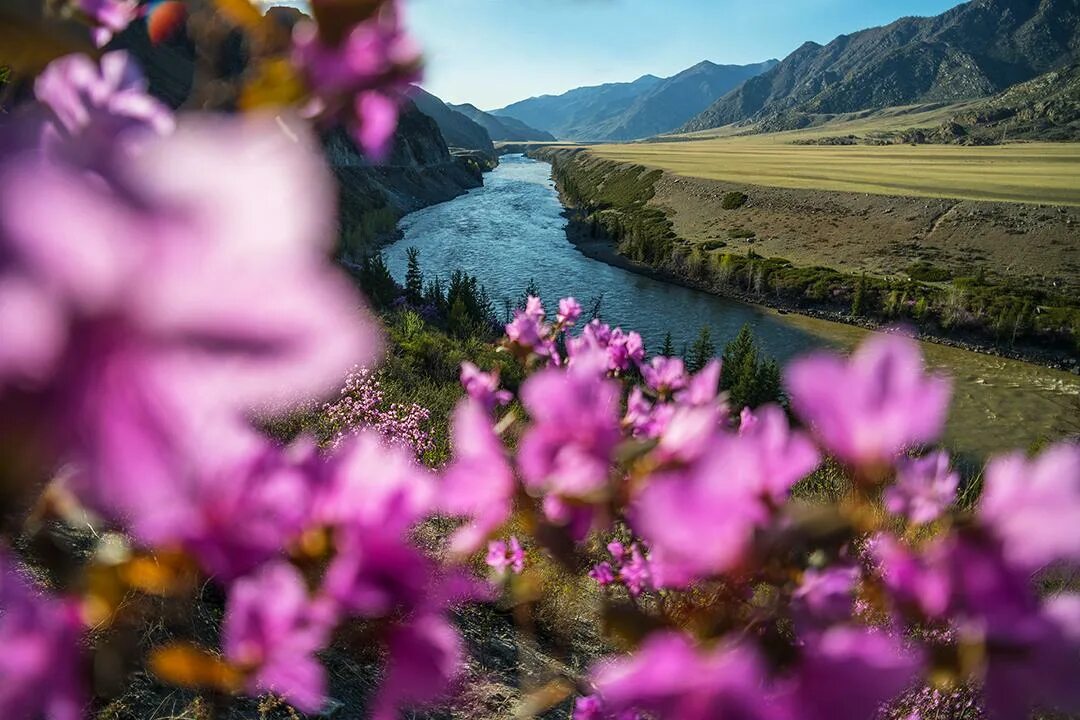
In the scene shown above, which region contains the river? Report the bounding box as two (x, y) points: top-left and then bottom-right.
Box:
(385, 154), (1079, 463)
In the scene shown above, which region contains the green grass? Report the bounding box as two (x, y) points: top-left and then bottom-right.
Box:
(592, 138), (1080, 206)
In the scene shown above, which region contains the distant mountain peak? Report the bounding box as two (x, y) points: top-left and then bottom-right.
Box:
(490, 59), (777, 141)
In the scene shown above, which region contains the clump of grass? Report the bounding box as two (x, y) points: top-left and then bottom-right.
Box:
(906, 261), (952, 282)
(721, 191), (749, 209)
(728, 227), (757, 240)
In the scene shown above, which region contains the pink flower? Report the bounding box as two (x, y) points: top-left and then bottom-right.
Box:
(33, 51), (173, 168)
(567, 321), (643, 373)
(312, 430), (435, 534)
(589, 561), (616, 586)
(791, 627), (921, 720)
(88, 420), (314, 580)
(869, 534), (951, 620)
(321, 366), (433, 457)
(675, 358), (722, 407)
(505, 301), (557, 360)
(623, 386), (673, 438)
(884, 451), (958, 525)
(0, 553), (85, 720)
(978, 442), (1080, 571)
(591, 633), (781, 720)
(78, 0), (138, 46)
(224, 563), (335, 714)
(642, 356), (688, 395)
(486, 537), (525, 575)
(459, 361), (511, 412)
(222, 561), (332, 716)
(518, 361), (621, 501)
(619, 544), (652, 597)
(794, 566), (860, 625)
(635, 407), (818, 583)
(372, 613), (463, 720)
(558, 297), (582, 325)
(0, 114), (379, 507)
(654, 404), (723, 464)
(785, 334), (950, 466)
(292, 1), (421, 160)
(441, 399), (515, 553)
(323, 525), (433, 616)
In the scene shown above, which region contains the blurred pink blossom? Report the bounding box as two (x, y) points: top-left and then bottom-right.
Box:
(885, 451), (959, 525)
(978, 442), (1080, 571)
(0, 553), (85, 720)
(441, 399), (514, 553)
(224, 562), (335, 714)
(785, 334), (950, 466)
(292, 0), (421, 160)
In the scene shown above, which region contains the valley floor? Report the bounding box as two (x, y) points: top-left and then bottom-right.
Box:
(591, 138), (1080, 207)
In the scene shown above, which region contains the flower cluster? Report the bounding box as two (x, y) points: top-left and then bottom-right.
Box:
(292, 0), (422, 159)
(320, 365), (434, 458)
(0, 48), (469, 719)
(589, 541), (654, 597)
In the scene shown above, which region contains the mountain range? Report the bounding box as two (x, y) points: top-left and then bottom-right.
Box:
(409, 88), (497, 159)
(492, 60), (778, 141)
(681, 0), (1080, 133)
(448, 103), (557, 142)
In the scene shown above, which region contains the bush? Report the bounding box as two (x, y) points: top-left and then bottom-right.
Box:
(906, 261), (952, 282)
(721, 191), (749, 209)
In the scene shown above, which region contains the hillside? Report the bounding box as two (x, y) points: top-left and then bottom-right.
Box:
(941, 62), (1080, 141)
(493, 60), (777, 141)
(450, 103), (557, 142)
(410, 87), (497, 162)
(681, 0), (1080, 133)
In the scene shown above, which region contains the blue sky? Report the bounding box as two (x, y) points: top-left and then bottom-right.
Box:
(266, 1), (964, 109)
(407, 0), (962, 109)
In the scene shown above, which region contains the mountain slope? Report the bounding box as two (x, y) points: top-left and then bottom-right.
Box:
(410, 88), (496, 160)
(682, 0), (1080, 133)
(941, 62), (1080, 140)
(492, 74), (663, 140)
(449, 103), (557, 142)
(492, 61), (778, 141)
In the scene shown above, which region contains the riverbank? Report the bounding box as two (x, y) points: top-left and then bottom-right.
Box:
(534, 148), (1079, 372)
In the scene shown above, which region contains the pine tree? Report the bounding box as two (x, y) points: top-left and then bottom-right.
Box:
(404, 247), (424, 306)
(852, 275), (867, 316)
(520, 278), (541, 309)
(687, 326), (716, 372)
(721, 324), (783, 410)
(660, 332), (675, 358)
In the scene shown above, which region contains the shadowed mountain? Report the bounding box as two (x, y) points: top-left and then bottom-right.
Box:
(449, 103), (557, 142)
(492, 61), (778, 141)
(681, 0), (1080, 133)
(410, 87), (496, 162)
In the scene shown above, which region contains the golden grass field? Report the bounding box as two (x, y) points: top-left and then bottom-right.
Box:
(591, 108), (1080, 206)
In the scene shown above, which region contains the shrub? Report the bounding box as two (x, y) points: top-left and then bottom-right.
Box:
(721, 191), (749, 209)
